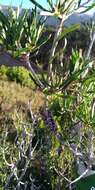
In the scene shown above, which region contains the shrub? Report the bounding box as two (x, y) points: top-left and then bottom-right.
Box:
(0, 65), (7, 76)
(1, 1), (95, 189)
(0, 66), (36, 88)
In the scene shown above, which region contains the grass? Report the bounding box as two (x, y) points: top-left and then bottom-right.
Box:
(0, 79), (44, 111)
(0, 78), (46, 189)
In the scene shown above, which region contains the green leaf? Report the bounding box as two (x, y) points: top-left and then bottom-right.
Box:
(78, 0), (82, 7)
(47, 0), (54, 9)
(0, 11), (9, 31)
(58, 61), (90, 91)
(58, 24), (80, 42)
(29, 0), (49, 12)
(63, 0), (75, 14)
(81, 2), (95, 13)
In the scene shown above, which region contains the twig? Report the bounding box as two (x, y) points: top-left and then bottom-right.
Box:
(54, 167), (71, 183)
(70, 169), (89, 185)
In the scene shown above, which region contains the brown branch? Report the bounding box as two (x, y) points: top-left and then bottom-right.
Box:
(0, 51), (27, 68)
(0, 51), (43, 73)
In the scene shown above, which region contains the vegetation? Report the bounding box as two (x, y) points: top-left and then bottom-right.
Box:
(0, 65), (36, 87)
(0, 6), (45, 57)
(0, 0), (95, 190)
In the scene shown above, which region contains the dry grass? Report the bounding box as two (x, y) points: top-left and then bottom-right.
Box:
(0, 79), (44, 114)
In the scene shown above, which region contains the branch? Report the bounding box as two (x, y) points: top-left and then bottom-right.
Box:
(70, 169), (89, 185)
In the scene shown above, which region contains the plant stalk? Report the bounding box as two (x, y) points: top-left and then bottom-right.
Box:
(48, 15), (65, 82)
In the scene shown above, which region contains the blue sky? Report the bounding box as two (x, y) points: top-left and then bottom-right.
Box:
(0, 0), (48, 8)
(0, 0), (95, 13)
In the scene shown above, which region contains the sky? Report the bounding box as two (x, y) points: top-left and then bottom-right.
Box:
(0, 0), (48, 9)
(0, 0), (95, 14)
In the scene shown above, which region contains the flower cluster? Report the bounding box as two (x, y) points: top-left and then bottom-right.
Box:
(39, 107), (65, 155)
(39, 107), (57, 132)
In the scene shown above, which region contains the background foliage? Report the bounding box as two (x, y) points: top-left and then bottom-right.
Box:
(0, 0), (95, 190)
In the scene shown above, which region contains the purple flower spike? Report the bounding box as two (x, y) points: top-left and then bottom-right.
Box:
(56, 132), (62, 140)
(56, 147), (62, 156)
(56, 132), (64, 145)
(39, 107), (57, 132)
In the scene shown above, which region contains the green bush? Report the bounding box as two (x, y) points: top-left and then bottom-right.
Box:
(0, 65), (7, 76)
(0, 66), (36, 88)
